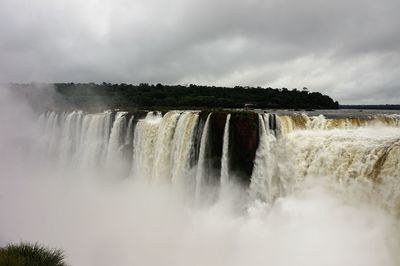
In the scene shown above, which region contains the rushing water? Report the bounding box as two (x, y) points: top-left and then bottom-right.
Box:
(36, 109), (400, 193)
(2, 105), (400, 265)
(195, 113), (212, 202)
(220, 114), (231, 191)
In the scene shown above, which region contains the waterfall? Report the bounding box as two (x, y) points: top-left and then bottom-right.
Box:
(125, 115), (134, 145)
(37, 109), (400, 204)
(195, 113), (212, 202)
(105, 112), (128, 174)
(250, 113), (282, 202)
(45, 111), (61, 157)
(171, 111), (199, 189)
(58, 111), (84, 165)
(106, 112), (127, 161)
(283, 127), (400, 181)
(131, 112), (162, 179)
(250, 112), (400, 203)
(76, 111), (113, 171)
(152, 111), (181, 182)
(128, 111), (200, 189)
(39, 110), (124, 172)
(220, 114), (231, 190)
(277, 113), (400, 134)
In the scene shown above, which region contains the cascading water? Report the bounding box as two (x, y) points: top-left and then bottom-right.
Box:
(195, 113), (212, 202)
(58, 111), (84, 164)
(249, 112), (400, 212)
(170, 112), (199, 189)
(220, 114), (231, 192)
(129, 111), (200, 189)
(278, 113), (400, 134)
(250, 113), (282, 202)
(41, 111), (61, 158)
(152, 111), (181, 182)
(77, 112), (114, 173)
(131, 112), (163, 179)
(283, 128), (400, 181)
(38, 109), (400, 206)
(106, 112), (127, 165)
(125, 115), (134, 145)
(40, 110), (114, 172)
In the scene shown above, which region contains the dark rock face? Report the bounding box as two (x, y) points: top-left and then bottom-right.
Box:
(208, 112), (228, 173)
(229, 112), (259, 185)
(130, 111), (149, 122)
(193, 112), (228, 187)
(204, 111), (259, 185)
(191, 115), (205, 168)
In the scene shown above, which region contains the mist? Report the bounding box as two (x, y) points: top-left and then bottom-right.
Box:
(1, 85), (400, 266)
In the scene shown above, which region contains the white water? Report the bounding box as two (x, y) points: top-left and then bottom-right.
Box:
(250, 114), (282, 202)
(2, 89), (400, 266)
(125, 115), (134, 145)
(195, 113), (212, 202)
(220, 114), (231, 187)
(152, 111), (181, 182)
(250, 113), (400, 213)
(284, 128), (400, 181)
(132, 112), (163, 179)
(277, 113), (400, 134)
(105, 112), (128, 173)
(107, 112), (127, 159)
(128, 111), (201, 192)
(170, 112), (199, 190)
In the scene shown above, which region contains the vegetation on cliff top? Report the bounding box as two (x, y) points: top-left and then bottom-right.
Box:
(10, 82), (339, 111)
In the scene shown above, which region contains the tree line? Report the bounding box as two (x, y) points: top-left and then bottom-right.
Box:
(10, 82), (339, 111)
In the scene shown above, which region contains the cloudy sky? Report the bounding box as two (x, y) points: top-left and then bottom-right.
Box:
(0, 0), (399, 104)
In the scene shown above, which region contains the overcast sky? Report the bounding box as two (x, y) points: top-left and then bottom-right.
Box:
(0, 0), (399, 104)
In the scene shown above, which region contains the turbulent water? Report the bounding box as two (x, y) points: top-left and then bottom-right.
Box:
(36, 110), (400, 201)
(2, 99), (400, 265)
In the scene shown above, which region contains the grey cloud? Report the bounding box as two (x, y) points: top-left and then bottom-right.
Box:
(0, 0), (399, 103)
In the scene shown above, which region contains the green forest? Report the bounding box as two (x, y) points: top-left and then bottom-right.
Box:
(12, 83), (339, 111)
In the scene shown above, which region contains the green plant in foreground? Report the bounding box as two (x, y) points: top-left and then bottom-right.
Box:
(0, 242), (66, 266)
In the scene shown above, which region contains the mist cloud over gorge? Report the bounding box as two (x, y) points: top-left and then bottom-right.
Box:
(0, 86), (41, 177)
(0, 0), (400, 103)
